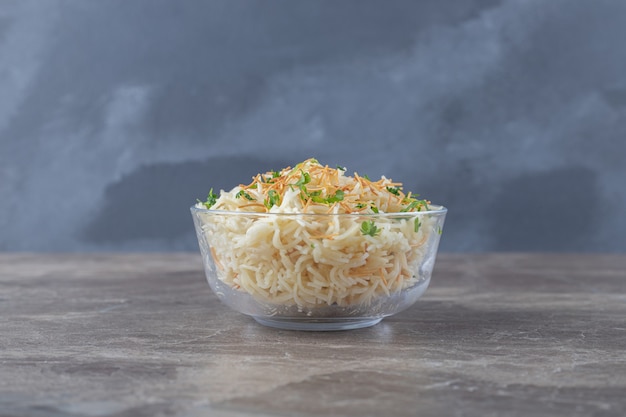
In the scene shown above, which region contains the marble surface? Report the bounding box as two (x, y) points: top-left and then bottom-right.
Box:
(1, 253), (625, 416)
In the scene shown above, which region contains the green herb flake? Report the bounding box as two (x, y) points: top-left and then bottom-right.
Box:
(235, 190), (255, 201)
(363, 174), (371, 181)
(401, 198), (430, 212)
(370, 204), (379, 214)
(403, 192), (418, 203)
(401, 200), (420, 212)
(295, 170), (311, 188)
(336, 165), (346, 171)
(326, 189), (344, 204)
(414, 218), (421, 233)
(361, 220), (380, 237)
(386, 186), (401, 196)
(202, 188), (218, 209)
(355, 203), (367, 209)
(264, 190), (280, 209)
(263, 170), (281, 183)
(437, 225), (442, 235)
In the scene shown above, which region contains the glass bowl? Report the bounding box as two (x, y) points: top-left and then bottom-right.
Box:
(190, 206), (446, 331)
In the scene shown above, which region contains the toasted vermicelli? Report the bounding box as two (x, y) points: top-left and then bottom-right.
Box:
(197, 159), (435, 308)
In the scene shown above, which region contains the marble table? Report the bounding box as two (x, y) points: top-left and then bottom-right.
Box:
(1, 253), (625, 417)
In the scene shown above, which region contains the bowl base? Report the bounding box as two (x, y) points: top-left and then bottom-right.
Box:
(252, 317), (383, 331)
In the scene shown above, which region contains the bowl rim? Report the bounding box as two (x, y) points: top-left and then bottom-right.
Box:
(190, 204), (447, 217)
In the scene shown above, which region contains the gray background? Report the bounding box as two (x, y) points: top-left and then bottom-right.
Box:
(1, 0), (625, 253)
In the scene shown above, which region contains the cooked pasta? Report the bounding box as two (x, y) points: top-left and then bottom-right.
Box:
(196, 159), (437, 308)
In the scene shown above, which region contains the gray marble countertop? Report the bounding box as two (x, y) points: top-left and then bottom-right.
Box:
(1, 253), (625, 417)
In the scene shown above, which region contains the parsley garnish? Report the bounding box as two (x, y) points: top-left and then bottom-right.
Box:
(336, 165), (346, 171)
(361, 220), (380, 237)
(437, 225), (442, 235)
(417, 200), (430, 211)
(295, 170), (312, 200)
(326, 189), (344, 204)
(414, 218), (421, 233)
(363, 174), (371, 181)
(401, 201), (420, 212)
(386, 186), (401, 196)
(295, 170), (311, 188)
(235, 190), (254, 201)
(264, 170), (281, 183)
(202, 188), (218, 209)
(264, 190), (280, 209)
(370, 204), (379, 214)
(307, 189), (343, 205)
(307, 190), (322, 202)
(295, 170), (344, 205)
(355, 203), (367, 209)
(401, 197), (430, 212)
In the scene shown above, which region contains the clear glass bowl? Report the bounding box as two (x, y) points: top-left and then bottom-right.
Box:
(191, 206), (446, 331)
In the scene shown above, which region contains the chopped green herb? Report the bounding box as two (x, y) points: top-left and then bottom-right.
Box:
(264, 190), (280, 209)
(363, 174), (371, 181)
(437, 225), (442, 235)
(386, 186), (401, 196)
(249, 183), (258, 189)
(361, 220), (380, 237)
(310, 195), (325, 204)
(263, 170), (281, 183)
(417, 199), (430, 211)
(414, 218), (421, 233)
(309, 193), (331, 205)
(401, 200), (420, 212)
(336, 165), (346, 171)
(355, 203), (367, 209)
(401, 198), (430, 212)
(302, 188), (320, 203)
(326, 189), (344, 204)
(311, 243), (316, 248)
(370, 203), (379, 214)
(202, 188), (218, 209)
(403, 192), (419, 203)
(297, 172), (344, 205)
(235, 190), (254, 201)
(295, 170), (311, 187)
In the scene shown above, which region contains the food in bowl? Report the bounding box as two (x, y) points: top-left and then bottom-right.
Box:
(191, 158), (446, 330)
